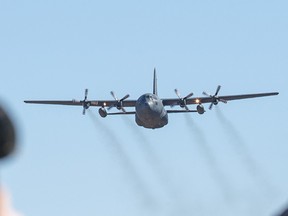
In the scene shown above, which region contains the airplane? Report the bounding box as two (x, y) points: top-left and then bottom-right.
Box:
(24, 69), (279, 129)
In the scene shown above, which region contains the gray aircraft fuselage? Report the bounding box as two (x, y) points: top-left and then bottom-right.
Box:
(135, 93), (168, 129)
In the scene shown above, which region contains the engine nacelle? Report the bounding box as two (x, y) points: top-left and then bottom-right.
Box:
(196, 104), (205, 114)
(98, 107), (107, 118)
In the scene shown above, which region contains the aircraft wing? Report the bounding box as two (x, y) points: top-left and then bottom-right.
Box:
(162, 92), (279, 106)
(24, 100), (137, 107)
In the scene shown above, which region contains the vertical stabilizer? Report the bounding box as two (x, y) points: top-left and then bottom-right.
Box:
(153, 68), (158, 95)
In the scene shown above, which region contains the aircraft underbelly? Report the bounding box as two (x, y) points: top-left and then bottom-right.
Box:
(135, 111), (168, 129)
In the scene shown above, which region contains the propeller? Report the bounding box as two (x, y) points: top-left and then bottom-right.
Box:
(108, 91), (130, 112)
(174, 89), (193, 111)
(81, 89), (90, 115)
(203, 85), (227, 110)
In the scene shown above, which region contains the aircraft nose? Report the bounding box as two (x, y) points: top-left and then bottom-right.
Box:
(144, 98), (153, 107)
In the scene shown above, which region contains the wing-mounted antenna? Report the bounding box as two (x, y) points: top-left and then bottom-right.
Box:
(153, 68), (158, 95)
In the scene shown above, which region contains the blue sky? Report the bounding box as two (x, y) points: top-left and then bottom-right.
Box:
(1, 0), (288, 215)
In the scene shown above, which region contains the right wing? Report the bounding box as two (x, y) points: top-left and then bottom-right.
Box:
(162, 92), (279, 106)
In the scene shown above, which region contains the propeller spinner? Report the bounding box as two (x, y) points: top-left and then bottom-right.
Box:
(203, 85), (227, 110)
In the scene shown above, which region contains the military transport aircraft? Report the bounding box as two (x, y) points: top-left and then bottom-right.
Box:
(25, 69), (278, 129)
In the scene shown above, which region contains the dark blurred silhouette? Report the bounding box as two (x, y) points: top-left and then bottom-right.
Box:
(0, 105), (22, 215)
(0, 106), (16, 159)
(279, 207), (288, 216)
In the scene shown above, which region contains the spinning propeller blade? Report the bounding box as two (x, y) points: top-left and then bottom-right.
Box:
(110, 91), (118, 101)
(174, 89), (193, 111)
(203, 85), (227, 110)
(108, 91), (130, 112)
(82, 89), (89, 115)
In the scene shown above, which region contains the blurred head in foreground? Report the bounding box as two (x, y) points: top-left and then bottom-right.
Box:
(0, 106), (16, 159)
(0, 105), (21, 215)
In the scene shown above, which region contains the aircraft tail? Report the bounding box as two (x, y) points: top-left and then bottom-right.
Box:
(153, 68), (158, 95)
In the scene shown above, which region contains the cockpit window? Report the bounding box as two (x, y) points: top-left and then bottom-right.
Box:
(145, 94), (157, 101)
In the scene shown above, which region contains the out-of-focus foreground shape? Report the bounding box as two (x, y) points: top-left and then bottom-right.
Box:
(0, 106), (16, 159)
(0, 187), (23, 216)
(279, 207), (288, 216)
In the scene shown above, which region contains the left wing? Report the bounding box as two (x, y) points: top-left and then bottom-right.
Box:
(24, 99), (137, 116)
(24, 89), (137, 115)
(24, 99), (136, 107)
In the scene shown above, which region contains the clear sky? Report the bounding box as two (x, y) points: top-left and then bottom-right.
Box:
(1, 0), (288, 215)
